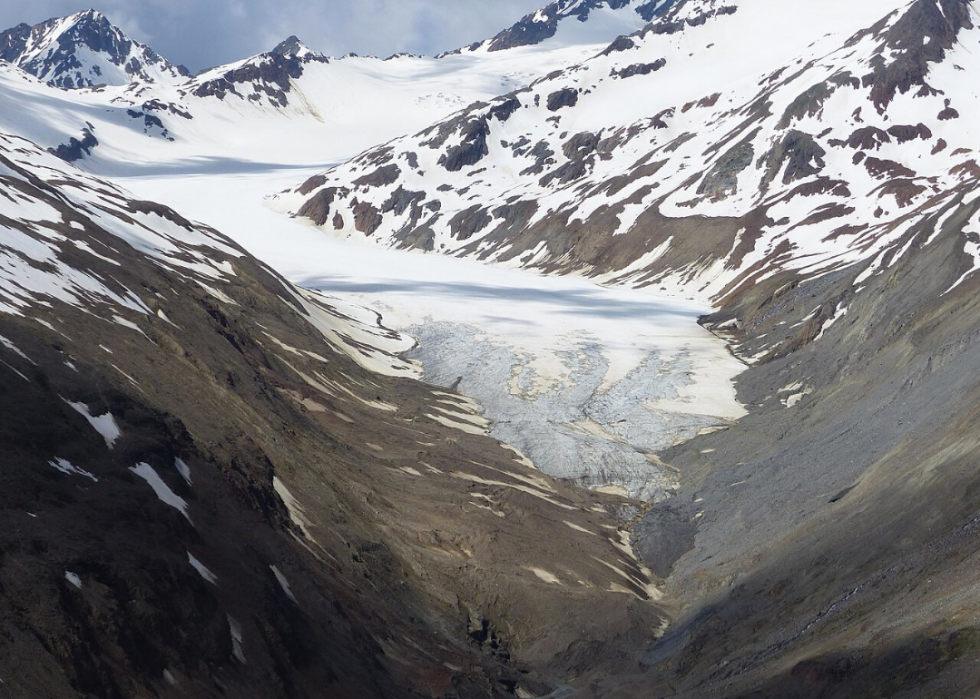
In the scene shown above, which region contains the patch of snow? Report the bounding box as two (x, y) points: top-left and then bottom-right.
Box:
(130, 462), (191, 522)
(273, 476), (317, 543)
(187, 552), (217, 585)
(111, 315), (147, 336)
(426, 411), (490, 435)
(228, 616), (246, 664)
(564, 520), (597, 536)
(49, 457), (98, 482)
(270, 565), (298, 603)
(66, 401), (121, 448)
(0, 334), (34, 364)
(174, 457), (192, 485)
(782, 386), (813, 408)
(525, 567), (562, 585)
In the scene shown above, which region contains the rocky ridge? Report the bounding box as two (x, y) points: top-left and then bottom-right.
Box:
(280, 0), (977, 305)
(0, 4), (668, 167)
(0, 10), (188, 88)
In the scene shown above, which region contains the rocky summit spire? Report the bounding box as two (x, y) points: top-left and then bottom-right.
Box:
(271, 35), (312, 59)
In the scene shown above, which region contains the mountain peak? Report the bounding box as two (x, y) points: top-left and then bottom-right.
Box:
(271, 35), (312, 59)
(0, 10), (188, 89)
(72, 8), (105, 22)
(475, 0), (673, 53)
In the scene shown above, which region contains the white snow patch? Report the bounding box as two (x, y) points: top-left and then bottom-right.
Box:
(783, 389), (812, 408)
(49, 457), (98, 482)
(564, 520), (597, 536)
(112, 315), (148, 337)
(174, 457), (192, 485)
(501, 443), (537, 470)
(195, 281), (237, 305)
(130, 462), (191, 522)
(426, 412), (490, 435)
(64, 571), (82, 589)
(270, 565), (298, 603)
(525, 567), (562, 585)
(0, 334), (34, 364)
(187, 552), (218, 585)
(273, 476), (317, 543)
(66, 401), (121, 448)
(228, 616), (246, 664)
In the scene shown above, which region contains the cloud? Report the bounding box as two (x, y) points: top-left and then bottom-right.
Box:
(0, 0), (548, 72)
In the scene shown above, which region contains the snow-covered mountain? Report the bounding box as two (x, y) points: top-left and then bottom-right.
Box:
(271, 11), (980, 696)
(0, 7), (658, 170)
(0, 10), (189, 88)
(281, 0), (980, 308)
(4, 2), (980, 698)
(470, 0), (672, 52)
(0, 9), (680, 696)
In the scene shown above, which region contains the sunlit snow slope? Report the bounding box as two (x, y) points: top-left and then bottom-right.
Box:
(0, 3), (656, 172)
(4, 2), (980, 698)
(283, 0), (980, 315)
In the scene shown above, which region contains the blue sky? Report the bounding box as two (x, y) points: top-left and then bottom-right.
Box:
(0, 0), (550, 71)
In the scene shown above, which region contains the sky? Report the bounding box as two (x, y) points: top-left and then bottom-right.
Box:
(0, 0), (551, 72)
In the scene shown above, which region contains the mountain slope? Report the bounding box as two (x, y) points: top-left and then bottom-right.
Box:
(3, 1), (980, 697)
(0, 132), (667, 697)
(0, 10), (188, 88)
(280, 0), (978, 302)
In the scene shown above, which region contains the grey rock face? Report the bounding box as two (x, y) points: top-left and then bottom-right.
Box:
(271, 35), (309, 58)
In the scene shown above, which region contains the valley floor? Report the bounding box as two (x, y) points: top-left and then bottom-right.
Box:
(117, 163), (746, 500)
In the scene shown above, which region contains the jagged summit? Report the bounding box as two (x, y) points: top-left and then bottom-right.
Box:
(474, 0), (674, 52)
(271, 35), (313, 59)
(0, 9), (188, 88)
(188, 33), (330, 109)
